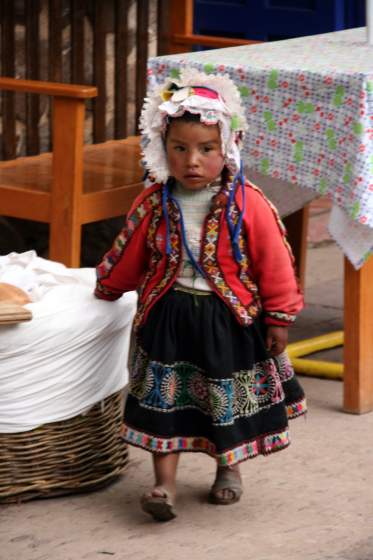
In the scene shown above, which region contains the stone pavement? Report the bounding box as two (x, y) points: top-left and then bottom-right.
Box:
(2, 202), (373, 560)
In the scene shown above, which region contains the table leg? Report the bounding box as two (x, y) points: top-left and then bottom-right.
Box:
(344, 256), (373, 413)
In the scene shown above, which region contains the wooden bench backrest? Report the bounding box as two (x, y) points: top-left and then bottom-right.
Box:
(0, 0), (163, 160)
(0, 0), (260, 162)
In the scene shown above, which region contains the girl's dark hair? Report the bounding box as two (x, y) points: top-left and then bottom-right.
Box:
(165, 111), (201, 138)
(170, 111), (201, 123)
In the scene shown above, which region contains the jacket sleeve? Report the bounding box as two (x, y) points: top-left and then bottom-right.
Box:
(245, 185), (304, 326)
(94, 191), (152, 300)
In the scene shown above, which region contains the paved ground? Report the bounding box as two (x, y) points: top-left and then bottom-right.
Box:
(2, 204), (373, 560)
(2, 373), (373, 560)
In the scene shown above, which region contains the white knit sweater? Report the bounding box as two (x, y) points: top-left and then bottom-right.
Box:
(173, 181), (220, 292)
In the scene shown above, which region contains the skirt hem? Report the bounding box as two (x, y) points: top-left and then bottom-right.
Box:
(286, 397), (307, 419)
(122, 419), (300, 467)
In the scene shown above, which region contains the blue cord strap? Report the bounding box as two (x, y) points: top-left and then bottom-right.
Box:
(226, 161), (246, 263)
(162, 163), (246, 275)
(169, 193), (207, 278)
(162, 181), (206, 278)
(162, 182), (172, 255)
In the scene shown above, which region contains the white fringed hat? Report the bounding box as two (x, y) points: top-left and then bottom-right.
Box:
(140, 68), (248, 183)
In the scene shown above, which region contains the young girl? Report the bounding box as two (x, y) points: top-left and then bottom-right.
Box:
(95, 69), (306, 522)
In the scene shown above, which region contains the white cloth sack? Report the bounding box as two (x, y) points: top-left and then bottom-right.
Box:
(0, 251), (137, 433)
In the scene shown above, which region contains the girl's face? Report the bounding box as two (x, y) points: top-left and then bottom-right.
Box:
(165, 119), (225, 191)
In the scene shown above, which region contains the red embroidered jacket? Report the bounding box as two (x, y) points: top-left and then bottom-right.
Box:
(94, 179), (303, 330)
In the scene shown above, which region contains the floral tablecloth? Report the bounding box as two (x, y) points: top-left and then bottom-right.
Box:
(148, 27), (373, 269)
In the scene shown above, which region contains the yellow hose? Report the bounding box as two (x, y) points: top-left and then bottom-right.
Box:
(287, 331), (344, 380)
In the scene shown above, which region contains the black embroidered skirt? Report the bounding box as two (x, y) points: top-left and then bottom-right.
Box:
(122, 288), (306, 466)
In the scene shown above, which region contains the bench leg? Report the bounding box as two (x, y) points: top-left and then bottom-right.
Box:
(282, 206), (309, 291)
(343, 256), (373, 413)
(49, 97), (85, 267)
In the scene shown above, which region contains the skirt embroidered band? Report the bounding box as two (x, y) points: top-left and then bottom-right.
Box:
(122, 289), (306, 466)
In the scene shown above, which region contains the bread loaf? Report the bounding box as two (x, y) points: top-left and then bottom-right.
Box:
(0, 282), (31, 305)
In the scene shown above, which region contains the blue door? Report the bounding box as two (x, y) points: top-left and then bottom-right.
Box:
(194, 0), (366, 41)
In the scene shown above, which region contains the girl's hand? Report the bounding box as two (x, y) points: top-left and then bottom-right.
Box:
(266, 325), (288, 356)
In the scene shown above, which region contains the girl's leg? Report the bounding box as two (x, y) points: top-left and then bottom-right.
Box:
(152, 452), (180, 498)
(209, 463), (242, 505)
(141, 452), (180, 521)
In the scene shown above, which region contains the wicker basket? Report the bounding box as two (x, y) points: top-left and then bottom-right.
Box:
(0, 391), (129, 503)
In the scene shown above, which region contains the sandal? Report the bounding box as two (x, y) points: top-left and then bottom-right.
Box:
(140, 488), (177, 522)
(208, 467), (243, 505)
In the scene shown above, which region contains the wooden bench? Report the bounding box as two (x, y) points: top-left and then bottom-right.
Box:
(0, 78), (143, 267)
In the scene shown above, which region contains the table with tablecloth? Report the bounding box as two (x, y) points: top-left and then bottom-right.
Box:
(148, 27), (373, 413)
